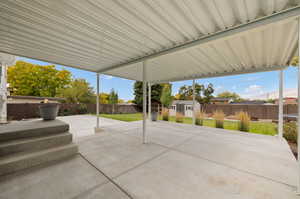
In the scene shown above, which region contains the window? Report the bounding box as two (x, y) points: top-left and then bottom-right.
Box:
(186, 105), (193, 110)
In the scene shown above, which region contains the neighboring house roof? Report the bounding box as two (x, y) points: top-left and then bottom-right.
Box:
(230, 101), (266, 105)
(172, 100), (199, 105)
(211, 98), (231, 102)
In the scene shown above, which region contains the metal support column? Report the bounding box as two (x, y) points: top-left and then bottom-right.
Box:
(0, 62), (7, 124)
(95, 73), (101, 132)
(297, 17), (300, 194)
(278, 70), (284, 138)
(143, 61), (147, 144)
(192, 79), (196, 125)
(148, 82), (151, 121)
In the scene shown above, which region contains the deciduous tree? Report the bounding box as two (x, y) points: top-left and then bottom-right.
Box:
(57, 79), (95, 103)
(217, 91), (242, 102)
(160, 84), (173, 108)
(8, 61), (71, 97)
(133, 81), (167, 107)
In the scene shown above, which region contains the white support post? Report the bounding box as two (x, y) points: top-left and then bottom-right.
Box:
(278, 70), (284, 138)
(143, 61), (147, 144)
(192, 79), (196, 125)
(148, 82), (151, 121)
(297, 17), (300, 194)
(0, 62), (7, 124)
(95, 73), (101, 132)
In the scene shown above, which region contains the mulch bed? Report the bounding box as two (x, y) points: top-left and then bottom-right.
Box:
(288, 141), (297, 159)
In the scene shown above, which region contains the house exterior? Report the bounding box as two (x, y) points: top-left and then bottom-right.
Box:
(275, 97), (297, 105)
(169, 100), (201, 118)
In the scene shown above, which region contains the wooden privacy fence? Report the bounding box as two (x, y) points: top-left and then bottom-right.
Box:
(202, 104), (297, 120)
(7, 103), (141, 120)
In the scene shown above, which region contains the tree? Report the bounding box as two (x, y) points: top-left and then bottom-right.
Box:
(176, 83), (214, 104)
(202, 83), (214, 104)
(160, 84), (173, 107)
(99, 93), (109, 104)
(133, 81), (166, 107)
(57, 79), (95, 103)
(291, 56), (298, 66)
(8, 61), (71, 97)
(217, 91), (241, 102)
(108, 89), (118, 104)
(118, 99), (125, 104)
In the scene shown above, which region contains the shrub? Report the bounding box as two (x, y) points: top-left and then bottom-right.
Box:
(283, 122), (297, 143)
(78, 104), (88, 114)
(236, 111), (250, 132)
(162, 108), (169, 121)
(176, 112), (184, 123)
(212, 110), (225, 128)
(195, 110), (206, 126)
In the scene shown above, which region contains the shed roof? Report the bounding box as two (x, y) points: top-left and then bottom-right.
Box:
(1, 1), (300, 82)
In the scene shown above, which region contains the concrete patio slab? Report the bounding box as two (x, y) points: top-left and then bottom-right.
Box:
(73, 182), (130, 199)
(0, 115), (298, 198)
(0, 155), (108, 199)
(116, 150), (297, 199)
(176, 135), (297, 186)
(78, 133), (167, 178)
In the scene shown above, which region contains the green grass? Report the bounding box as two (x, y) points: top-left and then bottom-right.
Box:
(158, 116), (277, 136)
(100, 113), (143, 122)
(99, 113), (277, 136)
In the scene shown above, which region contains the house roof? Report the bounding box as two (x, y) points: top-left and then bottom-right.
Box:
(0, 1), (299, 82)
(211, 98), (231, 102)
(172, 100), (199, 105)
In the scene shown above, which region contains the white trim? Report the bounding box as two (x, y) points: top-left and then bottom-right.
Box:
(192, 79), (196, 125)
(297, 17), (300, 194)
(148, 82), (151, 121)
(142, 61), (147, 144)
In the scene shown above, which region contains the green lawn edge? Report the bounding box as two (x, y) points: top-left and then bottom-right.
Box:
(99, 113), (277, 136)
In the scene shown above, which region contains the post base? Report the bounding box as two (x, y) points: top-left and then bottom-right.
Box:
(0, 120), (8, 125)
(94, 127), (103, 133)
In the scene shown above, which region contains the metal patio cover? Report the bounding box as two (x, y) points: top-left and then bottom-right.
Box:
(1, 0), (300, 82)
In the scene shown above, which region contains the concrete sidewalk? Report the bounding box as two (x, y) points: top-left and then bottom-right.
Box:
(0, 115), (298, 198)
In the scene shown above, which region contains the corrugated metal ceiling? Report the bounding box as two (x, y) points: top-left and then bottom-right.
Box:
(0, 0), (300, 82)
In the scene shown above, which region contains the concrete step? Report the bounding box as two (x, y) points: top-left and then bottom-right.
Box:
(0, 120), (69, 142)
(0, 133), (73, 156)
(0, 143), (78, 176)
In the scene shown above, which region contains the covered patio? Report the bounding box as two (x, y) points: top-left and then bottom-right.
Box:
(1, 0), (300, 198)
(0, 115), (297, 198)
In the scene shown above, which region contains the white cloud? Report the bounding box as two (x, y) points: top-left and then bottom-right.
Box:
(245, 85), (262, 93)
(214, 85), (224, 94)
(242, 84), (264, 99)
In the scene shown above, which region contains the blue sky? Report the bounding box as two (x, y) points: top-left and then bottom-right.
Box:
(17, 57), (298, 101)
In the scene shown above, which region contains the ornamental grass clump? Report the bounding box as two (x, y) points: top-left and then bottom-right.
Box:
(162, 108), (169, 121)
(236, 111), (250, 132)
(283, 122), (297, 144)
(175, 112), (184, 123)
(195, 110), (206, 126)
(212, 110), (225, 128)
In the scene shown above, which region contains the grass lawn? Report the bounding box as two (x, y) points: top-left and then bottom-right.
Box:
(99, 113), (277, 136)
(159, 116), (277, 136)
